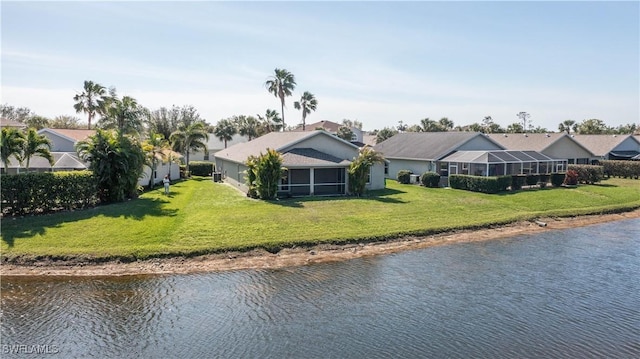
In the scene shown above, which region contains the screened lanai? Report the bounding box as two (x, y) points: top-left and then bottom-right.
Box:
(440, 150), (567, 177)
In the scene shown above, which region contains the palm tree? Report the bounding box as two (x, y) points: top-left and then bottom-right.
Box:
(73, 80), (108, 130)
(348, 147), (385, 196)
(170, 121), (209, 175)
(214, 119), (238, 148)
(142, 133), (170, 188)
(257, 109), (282, 134)
(293, 91), (318, 131)
(100, 96), (145, 136)
(558, 120), (576, 134)
(265, 68), (296, 131)
(235, 115), (260, 140)
(22, 128), (54, 170)
(1, 128), (25, 173)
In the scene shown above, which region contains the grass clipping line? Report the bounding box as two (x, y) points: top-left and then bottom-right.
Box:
(2, 209), (638, 276)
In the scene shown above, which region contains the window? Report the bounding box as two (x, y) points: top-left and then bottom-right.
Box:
(384, 162), (389, 175)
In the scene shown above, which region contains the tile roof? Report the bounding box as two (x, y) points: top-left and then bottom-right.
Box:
(570, 134), (639, 157)
(373, 132), (504, 160)
(282, 148), (351, 167)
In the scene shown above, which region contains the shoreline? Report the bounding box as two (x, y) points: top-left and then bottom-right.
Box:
(2, 210), (639, 277)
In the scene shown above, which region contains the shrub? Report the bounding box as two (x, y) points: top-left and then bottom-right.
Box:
(189, 161), (214, 176)
(600, 160), (640, 179)
(449, 174), (509, 194)
(525, 174), (539, 186)
(421, 172), (440, 188)
(568, 164), (603, 184)
(179, 165), (188, 178)
(0, 171), (98, 216)
(397, 170), (412, 184)
(550, 173), (565, 187)
(348, 147), (385, 196)
(245, 149), (284, 200)
(564, 169), (578, 185)
(538, 174), (550, 188)
(511, 175), (526, 191)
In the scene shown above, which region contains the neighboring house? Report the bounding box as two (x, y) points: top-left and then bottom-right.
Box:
(39, 128), (95, 152)
(373, 132), (506, 178)
(487, 132), (593, 164)
(440, 150), (567, 177)
(570, 134), (640, 163)
(189, 134), (249, 162)
(294, 120), (365, 143)
(1, 118), (27, 130)
(215, 131), (385, 196)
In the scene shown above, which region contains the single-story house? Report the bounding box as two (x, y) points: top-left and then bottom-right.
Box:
(373, 132), (506, 178)
(486, 132), (593, 164)
(293, 120), (365, 144)
(214, 130), (386, 196)
(570, 134), (640, 163)
(1, 118), (27, 130)
(1, 152), (88, 175)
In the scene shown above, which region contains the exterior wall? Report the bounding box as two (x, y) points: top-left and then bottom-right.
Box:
(456, 136), (504, 151)
(386, 159), (435, 179)
(139, 162), (181, 187)
(191, 134), (249, 161)
(613, 137), (640, 152)
(42, 132), (76, 152)
(544, 139), (590, 162)
(216, 158), (249, 192)
(367, 162), (386, 190)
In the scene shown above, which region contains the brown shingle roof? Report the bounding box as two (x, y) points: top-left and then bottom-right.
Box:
(486, 132), (568, 152)
(0, 118), (27, 129)
(295, 120), (343, 133)
(40, 128), (95, 142)
(570, 134), (638, 157)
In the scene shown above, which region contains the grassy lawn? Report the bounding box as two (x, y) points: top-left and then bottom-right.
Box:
(2, 177), (639, 261)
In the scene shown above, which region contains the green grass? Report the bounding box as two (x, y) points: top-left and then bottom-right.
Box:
(2, 177), (639, 261)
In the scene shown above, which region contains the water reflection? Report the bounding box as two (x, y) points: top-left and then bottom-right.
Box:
(2, 219), (639, 358)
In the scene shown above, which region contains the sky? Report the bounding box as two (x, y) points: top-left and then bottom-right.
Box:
(2, 1), (639, 132)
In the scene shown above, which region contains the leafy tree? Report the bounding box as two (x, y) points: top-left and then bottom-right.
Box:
(214, 118), (237, 148)
(1, 104), (33, 123)
(257, 109), (283, 134)
(337, 126), (354, 141)
(24, 115), (51, 130)
(439, 117), (454, 130)
(99, 95), (145, 136)
(342, 119), (363, 130)
(405, 124), (423, 132)
(265, 68), (296, 131)
(420, 118), (446, 132)
(1, 128), (25, 172)
(465, 123), (484, 132)
(170, 121), (209, 174)
(76, 129), (145, 202)
(235, 115), (260, 140)
(50, 115), (82, 129)
(397, 120), (407, 132)
(21, 128), (54, 170)
(348, 147), (385, 196)
(73, 80), (109, 130)
(516, 111), (531, 132)
(506, 122), (524, 133)
(558, 120), (576, 134)
(612, 123), (637, 134)
(575, 118), (608, 134)
(376, 127), (398, 144)
(245, 149), (284, 200)
(293, 91), (318, 131)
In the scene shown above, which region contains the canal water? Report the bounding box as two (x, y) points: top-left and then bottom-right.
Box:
(1, 219), (639, 358)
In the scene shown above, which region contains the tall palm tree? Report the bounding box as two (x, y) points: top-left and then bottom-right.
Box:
(293, 91), (318, 131)
(214, 119), (238, 148)
(170, 121), (209, 175)
(265, 68), (296, 131)
(73, 80), (108, 130)
(1, 128), (25, 172)
(257, 109), (282, 134)
(142, 132), (170, 188)
(22, 128), (54, 170)
(235, 115), (260, 140)
(100, 96), (145, 136)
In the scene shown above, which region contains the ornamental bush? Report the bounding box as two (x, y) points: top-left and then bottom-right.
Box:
(511, 175), (526, 191)
(189, 161), (214, 176)
(397, 170), (412, 184)
(564, 169), (579, 185)
(420, 172), (440, 188)
(550, 173), (565, 187)
(525, 174), (539, 186)
(568, 164), (603, 184)
(538, 174), (550, 188)
(449, 174), (510, 194)
(0, 171), (98, 216)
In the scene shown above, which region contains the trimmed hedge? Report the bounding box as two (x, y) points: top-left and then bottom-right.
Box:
(511, 175), (526, 191)
(568, 164), (604, 184)
(1, 171), (99, 216)
(189, 161), (215, 176)
(600, 160), (640, 179)
(525, 174), (539, 186)
(538, 174), (550, 188)
(449, 174), (511, 194)
(397, 170), (412, 184)
(421, 172), (440, 188)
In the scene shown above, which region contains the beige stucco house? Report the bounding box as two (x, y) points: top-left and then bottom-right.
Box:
(215, 130), (385, 196)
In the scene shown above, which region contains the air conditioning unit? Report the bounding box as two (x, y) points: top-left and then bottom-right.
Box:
(410, 174), (421, 184)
